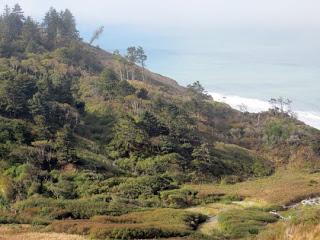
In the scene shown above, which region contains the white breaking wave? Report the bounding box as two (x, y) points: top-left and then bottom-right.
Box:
(210, 92), (320, 130)
(296, 111), (320, 130)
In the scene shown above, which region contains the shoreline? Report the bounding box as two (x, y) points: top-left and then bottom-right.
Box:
(210, 92), (320, 130)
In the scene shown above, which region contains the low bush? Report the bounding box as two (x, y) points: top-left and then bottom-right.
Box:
(90, 225), (189, 239)
(48, 208), (206, 239)
(220, 175), (243, 185)
(92, 208), (206, 228)
(197, 193), (243, 205)
(14, 196), (114, 220)
(160, 188), (198, 208)
(0, 210), (49, 225)
(218, 208), (278, 238)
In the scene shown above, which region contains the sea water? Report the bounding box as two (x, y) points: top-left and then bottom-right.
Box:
(100, 27), (320, 129)
(144, 29), (320, 129)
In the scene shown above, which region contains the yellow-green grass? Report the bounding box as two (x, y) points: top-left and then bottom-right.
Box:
(187, 169), (320, 205)
(186, 200), (267, 236)
(256, 205), (320, 240)
(186, 203), (231, 235)
(186, 202), (241, 216)
(255, 222), (320, 240)
(217, 208), (278, 239)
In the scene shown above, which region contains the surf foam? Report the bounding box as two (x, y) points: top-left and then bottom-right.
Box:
(210, 92), (320, 130)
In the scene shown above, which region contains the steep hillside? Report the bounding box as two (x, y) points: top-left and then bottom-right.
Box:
(0, 4), (320, 240)
(92, 45), (184, 91)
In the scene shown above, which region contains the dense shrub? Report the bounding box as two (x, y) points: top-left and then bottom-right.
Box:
(0, 210), (49, 225)
(160, 188), (198, 208)
(117, 175), (177, 199)
(0, 118), (32, 144)
(14, 196), (113, 219)
(263, 119), (295, 145)
(136, 153), (183, 175)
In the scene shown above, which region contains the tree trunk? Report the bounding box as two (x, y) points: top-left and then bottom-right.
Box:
(132, 67), (135, 80)
(118, 65), (123, 81)
(125, 65), (129, 80)
(142, 62), (145, 81)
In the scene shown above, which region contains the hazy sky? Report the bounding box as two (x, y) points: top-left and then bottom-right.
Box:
(3, 0), (320, 30)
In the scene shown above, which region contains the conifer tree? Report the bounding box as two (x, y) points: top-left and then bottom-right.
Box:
(55, 125), (77, 165)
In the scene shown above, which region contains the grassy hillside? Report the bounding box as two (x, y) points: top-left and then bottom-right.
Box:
(0, 4), (320, 240)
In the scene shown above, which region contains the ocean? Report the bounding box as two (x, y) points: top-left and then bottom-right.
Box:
(144, 30), (320, 129)
(98, 27), (320, 129)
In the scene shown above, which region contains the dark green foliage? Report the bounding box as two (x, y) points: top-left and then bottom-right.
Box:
(136, 88), (148, 99)
(109, 116), (149, 158)
(191, 143), (226, 179)
(0, 5), (79, 57)
(264, 118), (295, 145)
(55, 125), (77, 166)
(0, 71), (37, 117)
(160, 188), (198, 208)
(21, 17), (43, 53)
(57, 41), (102, 72)
(0, 118), (32, 144)
(99, 69), (119, 98)
(44, 173), (77, 199)
(138, 111), (169, 137)
(42, 8), (79, 49)
(118, 80), (136, 96)
(135, 153), (183, 176)
(117, 175), (177, 199)
(80, 111), (115, 145)
(59, 9), (79, 40)
(187, 81), (207, 96)
(97, 69), (136, 99)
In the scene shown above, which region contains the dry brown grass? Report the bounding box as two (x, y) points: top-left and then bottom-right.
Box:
(0, 225), (87, 240)
(187, 169), (320, 205)
(256, 222), (320, 240)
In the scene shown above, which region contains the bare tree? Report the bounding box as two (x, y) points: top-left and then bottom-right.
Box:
(269, 97), (295, 117)
(237, 103), (248, 123)
(89, 26), (104, 45)
(113, 50), (124, 81)
(238, 103), (248, 113)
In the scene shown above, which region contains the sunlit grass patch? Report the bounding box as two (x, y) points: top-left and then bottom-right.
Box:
(187, 169), (320, 205)
(217, 208), (278, 238)
(256, 205), (320, 240)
